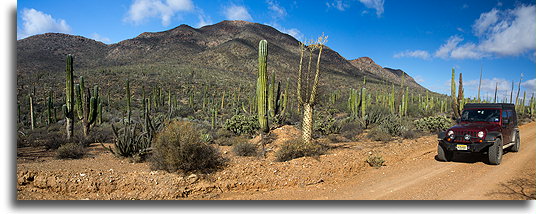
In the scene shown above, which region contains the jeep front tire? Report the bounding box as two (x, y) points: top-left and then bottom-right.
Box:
(488, 138), (503, 165)
(437, 144), (453, 162)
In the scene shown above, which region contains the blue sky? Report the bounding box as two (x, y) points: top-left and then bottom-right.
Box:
(16, 0), (536, 102)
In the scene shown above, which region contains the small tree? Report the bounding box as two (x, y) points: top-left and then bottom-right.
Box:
(296, 34), (328, 144)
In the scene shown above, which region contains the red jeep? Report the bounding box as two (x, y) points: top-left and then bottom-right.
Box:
(437, 103), (520, 165)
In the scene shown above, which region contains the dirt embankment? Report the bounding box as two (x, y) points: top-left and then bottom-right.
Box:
(16, 122), (536, 200)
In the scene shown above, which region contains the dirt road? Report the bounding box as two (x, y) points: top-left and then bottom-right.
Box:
(220, 122), (535, 200)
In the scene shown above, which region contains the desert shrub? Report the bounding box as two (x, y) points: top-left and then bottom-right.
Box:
(314, 114), (340, 136)
(414, 116), (452, 133)
(232, 142), (258, 157)
(367, 126), (392, 142)
(56, 143), (85, 159)
(224, 114), (259, 136)
(338, 117), (363, 141)
(366, 154), (385, 168)
(150, 120), (225, 173)
(362, 106), (390, 128)
(379, 114), (405, 136)
(275, 140), (326, 162)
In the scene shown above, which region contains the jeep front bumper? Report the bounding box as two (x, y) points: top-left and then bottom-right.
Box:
(438, 140), (494, 153)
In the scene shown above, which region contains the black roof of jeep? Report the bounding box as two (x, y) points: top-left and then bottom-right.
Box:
(463, 103), (515, 110)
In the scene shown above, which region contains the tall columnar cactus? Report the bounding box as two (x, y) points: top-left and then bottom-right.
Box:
(257, 40), (269, 133)
(64, 54), (75, 139)
(360, 87), (367, 119)
(126, 79), (131, 124)
(47, 91), (53, 125)
(29, 94), (35, 130)
(451, 68), (460, 118)
(75, 78), (99, 137)
(458, 73), (464, 112)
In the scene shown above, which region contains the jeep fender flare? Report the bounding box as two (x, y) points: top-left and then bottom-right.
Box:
(485, 131), (502, 141)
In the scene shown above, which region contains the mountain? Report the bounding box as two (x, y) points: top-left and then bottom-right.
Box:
(16, 20), (428, 102)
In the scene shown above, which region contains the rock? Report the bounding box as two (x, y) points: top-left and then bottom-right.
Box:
(187, 174), (198, 183)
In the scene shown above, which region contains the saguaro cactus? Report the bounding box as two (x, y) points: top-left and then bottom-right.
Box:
(257, 40), (269, 133)
(451, 68), (460, 118)
(64, 54), (75, 139)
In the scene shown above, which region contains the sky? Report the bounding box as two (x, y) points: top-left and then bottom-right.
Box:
(15, 0), (536, 102)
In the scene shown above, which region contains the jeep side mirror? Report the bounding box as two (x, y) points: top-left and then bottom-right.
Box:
(455, 118), (461, 123)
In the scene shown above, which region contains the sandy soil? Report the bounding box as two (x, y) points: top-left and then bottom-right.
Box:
(16, 122), (535, 200)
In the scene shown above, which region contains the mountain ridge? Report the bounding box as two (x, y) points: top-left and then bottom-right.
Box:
(17, 20), (428, 98)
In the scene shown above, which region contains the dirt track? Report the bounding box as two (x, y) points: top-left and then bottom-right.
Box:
(17, 122), (535, 200)
(220, 122), (536, 200)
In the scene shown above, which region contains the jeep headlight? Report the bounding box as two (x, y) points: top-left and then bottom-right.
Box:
(477, 131), (485, 139)
(447, 130), (455, 139)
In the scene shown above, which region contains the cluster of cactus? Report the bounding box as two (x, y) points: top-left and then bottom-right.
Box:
(224, 114), (259, 136)
(75, 76), (100, 136)
(63, 54), (75, 139)
(414, 116), (452, 133)
(347, 86), (367, 119)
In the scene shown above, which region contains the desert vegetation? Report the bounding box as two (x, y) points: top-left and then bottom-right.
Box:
(16, 32), (536, 197)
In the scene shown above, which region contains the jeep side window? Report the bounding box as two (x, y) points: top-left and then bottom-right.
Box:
(502, 110), (508, 121)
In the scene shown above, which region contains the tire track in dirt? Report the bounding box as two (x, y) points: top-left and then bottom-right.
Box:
(332, 122), (536, 200)
(219, 122), (535, 200)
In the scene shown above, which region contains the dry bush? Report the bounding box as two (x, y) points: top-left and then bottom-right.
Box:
(150, 120), (225, 173)
(56, 143), (86, 159)
(275, 140), (326, 162)
(232, 142), (258, 157)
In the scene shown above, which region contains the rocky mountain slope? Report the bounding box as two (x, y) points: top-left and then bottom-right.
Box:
(16, 20), (428, 101)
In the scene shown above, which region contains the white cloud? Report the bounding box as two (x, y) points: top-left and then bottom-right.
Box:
(434, 35), (464, 59)
(267, 22), (303, 41)
(430, 4), (536, 60)
(124, 0), (194, 26)
(223, 5), (252, 21)
(90, 33), (111, 43)
(414, 75), (425, 83)
(473, 8), (499, 36)
(521, 78), (536, 94)
(478, 4), (536, 56)
(393, 50), (431, 60)
(18, 8), (71, 39)
(327, 0), (350, 11)
(196, 12), (213, 28)
(358, 0), (384, 17)
(267, 0), (287, 19)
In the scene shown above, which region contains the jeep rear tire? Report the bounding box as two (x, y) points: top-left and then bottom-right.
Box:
(437, 144), (453, 162)
(488, 138), (503, 165)
(509, 131), (520, 152)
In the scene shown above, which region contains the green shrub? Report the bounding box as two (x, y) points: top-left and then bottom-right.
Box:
(366, 154), (385, 168)
(232, 142), (258, 157)
(56, 143), (85, 159)
(414, 116), (452, 133)
(275, 140), (326, 162)
(379, 114), (405, 136)
(224, 114), (259, 136)
(150, 120), (225, 173)
(314, 114), (340, 136)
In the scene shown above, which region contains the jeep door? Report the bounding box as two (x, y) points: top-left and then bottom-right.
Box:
(501, 110), (513, 144)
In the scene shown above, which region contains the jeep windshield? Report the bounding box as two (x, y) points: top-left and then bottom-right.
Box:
(461, 109), (500, 122)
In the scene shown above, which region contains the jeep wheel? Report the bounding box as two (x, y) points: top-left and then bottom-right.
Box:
(437, 144), (453, 162)
(488, 138), (503, 165)
(509, 132), (520, 152)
